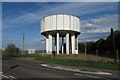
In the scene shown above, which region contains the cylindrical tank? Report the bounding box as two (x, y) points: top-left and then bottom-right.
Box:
(40, 14), (81, 55)
(41, 14), (80, 36)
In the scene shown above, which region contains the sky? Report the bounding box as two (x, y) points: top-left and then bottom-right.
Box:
(1, 0), (120, 2)
(2, 2), (119, 50)
(0, 1), (2, 49)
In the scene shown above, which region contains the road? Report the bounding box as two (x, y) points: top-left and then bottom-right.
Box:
(2, 58), (119, 80)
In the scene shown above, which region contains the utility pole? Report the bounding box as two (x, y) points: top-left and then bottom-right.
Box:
(111, 28), (116, 55)
(111, 28), (116, 63)
(22, 33), (25, 55)
(84, 42), (87, 60)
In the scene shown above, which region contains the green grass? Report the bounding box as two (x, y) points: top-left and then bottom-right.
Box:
(35, 56), (120, 70)
(2, 54), (38, 57)
(2, 53), (119, 70)
(16, 54), (38, 57)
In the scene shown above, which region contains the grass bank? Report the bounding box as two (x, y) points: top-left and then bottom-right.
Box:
(35, 56), (120, 71)
(2, 54), (38, 57)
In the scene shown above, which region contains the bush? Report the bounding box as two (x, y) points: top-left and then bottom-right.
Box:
(3, 43), (21, 57)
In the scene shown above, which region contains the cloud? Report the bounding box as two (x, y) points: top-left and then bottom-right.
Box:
(2, 2), (118, 49)
(34, 38), (45, 43)
(0, 1), (2, 34)
(2, 38), (45, 50)
(2, 0), (120, 2)
(79, 32), (110, 42)
(81, 14), (118, 33)
(86, 23), (94, 27)
(10, 13), (39, 24)
(3, 2), (117, 29)
(86, 28), (110, 33)
(91, 14), (118, 24)
(81, 22), (95, 29)
(3, 13), (41, 29)
(0, 2), (2, 48)
(79, 14), (118, 42)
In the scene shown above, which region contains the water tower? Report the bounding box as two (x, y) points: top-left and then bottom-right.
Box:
(40, 14), (80, 54)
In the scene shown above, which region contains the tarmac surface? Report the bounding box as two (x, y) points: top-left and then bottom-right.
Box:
(2, 57), (119, 80)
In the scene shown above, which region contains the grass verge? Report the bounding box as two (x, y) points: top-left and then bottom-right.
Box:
(2, 54), (38, 57)
(35, 56), (120, 71)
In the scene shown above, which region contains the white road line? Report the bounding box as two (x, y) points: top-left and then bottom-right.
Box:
(75, 73), (101, 78)
(0, 72), (3, 74)
(94, 71), (112, 75)
(87, 75), (112, 80)
(41, 64), (101, 78)
(41, 64), (48, 67)
(2, 74), (17, 79)
(41, 64), (112, 76)
(9, 75), (17, 79)
(2, 75), (10, 79)
(85, 75), (101, 78)
(78, 71), (112, 75)
(74, 73), (85, 76)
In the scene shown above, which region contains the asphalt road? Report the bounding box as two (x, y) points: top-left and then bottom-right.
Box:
(2, 58), (119, 80)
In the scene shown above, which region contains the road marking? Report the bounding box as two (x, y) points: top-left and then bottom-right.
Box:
(74, 73), (85, 76)
(0, 72), (3, 74)
(75, 73), (101, 78)
(2, 75), (10, 79)
(75, 73), (112, 80)
(9, 75), (17, 79)
(2, 74), (17, 79)
(41, 64), (112, 76)
(41, 64), (48, 67)
(78, 71), (112, 75)
(85, 75), (101, 78)
(94, 71), (112, 75)
(41, 64), (103, 79)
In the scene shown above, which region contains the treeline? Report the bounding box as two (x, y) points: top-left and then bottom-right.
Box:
(78, 30), (120, 59)
(2, 43), (46, 57)
(2, 44), (22, 57)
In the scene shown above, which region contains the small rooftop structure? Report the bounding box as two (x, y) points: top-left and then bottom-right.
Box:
(28, 49), (36, 54)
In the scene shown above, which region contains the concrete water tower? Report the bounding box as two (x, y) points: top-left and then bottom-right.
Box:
(40, 14), (80, 54)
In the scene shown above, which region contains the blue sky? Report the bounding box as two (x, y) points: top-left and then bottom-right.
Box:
(2, 2), (118, 50)
(0, 1), (1, 49)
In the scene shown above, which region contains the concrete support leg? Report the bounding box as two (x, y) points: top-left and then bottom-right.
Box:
(71, 34), (75, 54)
(55, 35), (57, 54)
(75, 35), (78, 54)
(62, 37), (64, 54)
(66, 33), (69, 55)
(46, 36), (49, 54)
(57, 33), (59, 54)
(48, 35), (50, 54)
(49, 34), (52, 54)
(69, 34), (72, 54)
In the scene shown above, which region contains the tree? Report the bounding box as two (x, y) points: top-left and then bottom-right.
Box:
(105, 30), (120, 60)
(4, 43), (21, 56)
(86, 41), (95, 54)
(78, 43), (85, 53)
(78, 30), (120, 59)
